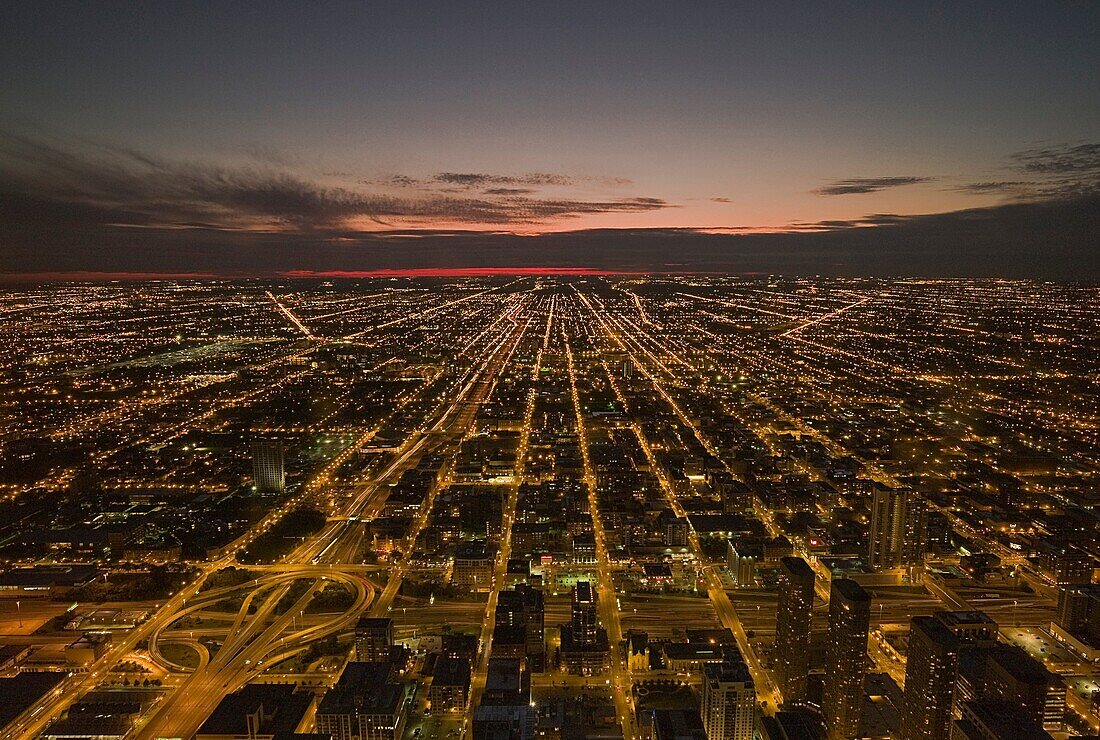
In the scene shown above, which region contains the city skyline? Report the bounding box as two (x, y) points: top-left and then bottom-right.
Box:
(2, 2), (1099, 278)
(2, 4), (1100, 740)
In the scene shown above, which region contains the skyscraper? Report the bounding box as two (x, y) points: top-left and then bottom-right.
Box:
(982, 644), (1066, 732)
(561, 580), (609, 675)
(868, 487), (926, 569)
(571, 581), (598, 646)
(251, 438), (285, 493)
(932, 610), (998, 646)
(496, 584), (545, 671)
(900, 616), (959, 740)
(701, 647), (757, 740)
(1048, 544), (1094, 585)
(353, 617), (394, 662)
(822, 578), (870, 740)
(774, 556), (816, 705)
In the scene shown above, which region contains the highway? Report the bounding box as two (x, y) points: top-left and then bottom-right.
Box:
(131, 297), (531, 739)
(4, 291), (530, 740)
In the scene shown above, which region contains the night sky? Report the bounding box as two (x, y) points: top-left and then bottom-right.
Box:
(1, 2), (1098, 278)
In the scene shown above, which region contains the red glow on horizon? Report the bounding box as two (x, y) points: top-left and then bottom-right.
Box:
(277, 267), (646, 278)
(2, 266), (661, 283)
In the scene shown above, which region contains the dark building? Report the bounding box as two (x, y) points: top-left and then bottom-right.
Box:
(982, 644), (1065, 731)
(774, 556), (816, 706)
(252, 439), (286, 493)
(1046, 545), (1094, 585)
(651, 708), (706, 740)
(452, 540), (496, 590)
(494, 584), (545, 670)
(354, 617), (394, 662)
(571, 581), (598, 646)
(480, 657), (531, 706)
(666, 516), (691, 548)
(937, 610), (999, 712)
(868, 487), (926, 569)
(952, 699), (1054, 740)
(472, 704), (535, 740)
(1056, 584), (1100, 637)
(757, 710), (826, 740)
(315, 661), (412, 740)
(822, 578), (870, 740)
(901, 616), (959, 740)
(560, 580), (609, 675)
(932, 611), (998, 646)
(1052, 584), (1100, 660)
(195, 684), (312, 740)
(430, 655), (472, 714)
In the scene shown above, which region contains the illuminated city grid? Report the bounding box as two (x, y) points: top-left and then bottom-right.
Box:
(0, 276), (1097, 739)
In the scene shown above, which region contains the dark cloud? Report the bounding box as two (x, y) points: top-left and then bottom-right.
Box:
(369, 171), (633, 192)
(241, 144), (301, 168)
(1012, 143), (1100, 175)
(784, 213), (914, 231)
(4, 190), (1097, 279)
(950, 181), (1029, 194)
(375, 174), (421, 188)
(943, 144), (1100, 200)
(814, 176), (933, 196)
(483, 187), (537, 195)
(434, 172), (575, 187)
(1006, 142), (1100, 198)
(0, 134), (672, 232)
(2, 133), (1098, 279)
(710, 197), (733, 203)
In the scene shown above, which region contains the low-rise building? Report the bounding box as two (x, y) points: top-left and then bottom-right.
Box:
(315, 661), (412, 740)
(430, 655), (472, 714)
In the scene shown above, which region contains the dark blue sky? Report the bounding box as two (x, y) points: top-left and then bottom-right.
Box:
(1, 2), (1098, 276)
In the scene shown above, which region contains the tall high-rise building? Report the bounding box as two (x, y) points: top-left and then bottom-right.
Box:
(251, 438), (285, 493)
(1056, 584), (1093, 633)
(932, 610), (998, 646)
(1047, 544), (1094, 585)
(354, 617), (394, 662)
(701, 647), (756, 740)
(822, 578), (870, 740)
(774, 556), (816, 705)
(953, 700), (1054, 740)
(982, 644), (1066, 732)
(868, 487), (926, 569)
(900, 616), (959, 740)
(496, 584), (545, 670)
(571, 581), (598, 646)
(561, 580), (609, 675)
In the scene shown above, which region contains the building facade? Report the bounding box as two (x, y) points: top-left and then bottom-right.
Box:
(868, 487), (926, 569)
(252, 439), (286, 493)
(774, 556), (815, 705)
(901, 616), (959, 740)
(822, 578), (870, 740)
(701, 652), (756, 740)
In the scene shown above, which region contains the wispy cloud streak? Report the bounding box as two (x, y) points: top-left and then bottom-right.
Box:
(814, 176), (933, 196)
